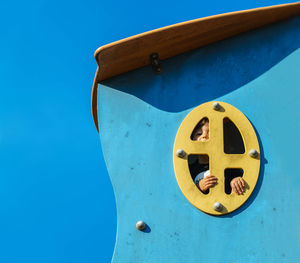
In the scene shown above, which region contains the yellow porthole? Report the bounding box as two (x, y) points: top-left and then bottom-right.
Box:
(173, 101), (260, 215)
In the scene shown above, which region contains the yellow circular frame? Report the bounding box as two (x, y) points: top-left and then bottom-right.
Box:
(173, 101), (260, 215)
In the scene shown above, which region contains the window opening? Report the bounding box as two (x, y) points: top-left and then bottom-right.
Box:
(173, 101), (260, 215)
(191, 117), (209, 141)
(188, 154), (212, 194)
(224, 168), (244, 194)
(223, 117), (245, 154)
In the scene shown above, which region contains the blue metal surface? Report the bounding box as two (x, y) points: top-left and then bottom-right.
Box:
(98, 17), (300, 262)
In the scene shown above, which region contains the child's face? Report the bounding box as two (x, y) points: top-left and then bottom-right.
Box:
(193, 122), (209, 141)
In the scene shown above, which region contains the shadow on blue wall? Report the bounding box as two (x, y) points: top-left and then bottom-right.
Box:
(142, 224), (151, 233)
(100, 16), (299, 217)
(102, 16), (300, 113)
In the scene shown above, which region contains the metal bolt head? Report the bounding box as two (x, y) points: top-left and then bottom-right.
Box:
(213, 202), (223, 212)
(150, 53), (158, 60)
(176, 149), (186, 158)
(249, 149), (258, 158)
(136, 221), (146, 231)
(212, 102), (221, 111)
(156, 67), (161, 73)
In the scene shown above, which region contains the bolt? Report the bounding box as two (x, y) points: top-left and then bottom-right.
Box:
(136, 221), (146, 231)
(176, 149), (186, 158)
(156, 67), (161, 73)
(150, 53), (161, 74)
(249, 149), (258, 158)
(213, 202), (223, 212)
(150, 53), (158, 60)
(152, 59), (159, 67)
(212, 102), (221, 111)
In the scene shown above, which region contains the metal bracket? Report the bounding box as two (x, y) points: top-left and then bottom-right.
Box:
(150, 53), (162, 74)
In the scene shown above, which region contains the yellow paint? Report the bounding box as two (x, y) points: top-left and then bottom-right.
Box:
(173, 101), (260, 215)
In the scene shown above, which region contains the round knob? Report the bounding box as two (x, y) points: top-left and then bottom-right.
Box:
(213, 202), (223, 212)
(212, 102), (221, 111)
(176, 149), (186, 158)
(136, 221), (146, 231)
(249, 149), (258, 158)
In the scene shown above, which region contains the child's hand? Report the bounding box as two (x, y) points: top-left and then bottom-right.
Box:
(199, 175), (218, 192)
(230, 177), (245, 195)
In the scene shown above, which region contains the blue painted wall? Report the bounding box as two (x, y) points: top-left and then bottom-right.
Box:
(1, 1), (298, 262)
(98, 17), (300, 262)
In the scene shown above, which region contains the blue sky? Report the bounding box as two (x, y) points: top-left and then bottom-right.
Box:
(0, 0), (293, 262)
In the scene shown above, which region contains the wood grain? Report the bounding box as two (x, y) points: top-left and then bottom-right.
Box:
(92, 2), (300, 131)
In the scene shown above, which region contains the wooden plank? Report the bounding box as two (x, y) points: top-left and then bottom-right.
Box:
(92, 2), (300, 131)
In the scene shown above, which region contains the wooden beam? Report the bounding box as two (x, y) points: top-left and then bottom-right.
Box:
(92, 2), (300, 131)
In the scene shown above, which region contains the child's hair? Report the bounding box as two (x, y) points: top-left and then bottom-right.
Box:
(191, 117), (209, 140)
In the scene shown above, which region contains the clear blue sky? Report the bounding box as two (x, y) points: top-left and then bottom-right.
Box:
(0, 0), (293, 262)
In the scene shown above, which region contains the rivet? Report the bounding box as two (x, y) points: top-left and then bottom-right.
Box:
(176, 149), (186, 158)
(249, 149), (258, 158)
(136, 220), (146, 231)
(213, 202), (223, 212)
(212, 102), (221, 111)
